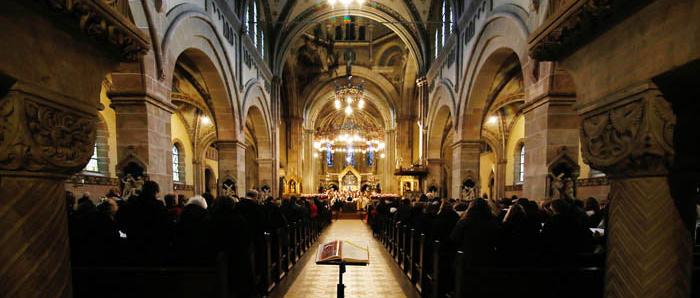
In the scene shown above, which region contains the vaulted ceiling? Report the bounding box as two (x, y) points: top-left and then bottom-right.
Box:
(267, 0), (433, 26)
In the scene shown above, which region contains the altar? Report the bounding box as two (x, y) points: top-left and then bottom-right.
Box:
(339, 166), (361, 192)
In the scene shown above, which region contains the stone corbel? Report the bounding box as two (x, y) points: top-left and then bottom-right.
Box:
(33, 0), (151, 61)
(0, 82), (98, 177)
(578, 82), (675, 177)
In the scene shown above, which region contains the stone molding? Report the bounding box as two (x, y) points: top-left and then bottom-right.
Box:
(505, 184), (523, 191)
(67, 174), (119, 186)
(32, 0), (150, 61)
(577, 176), (609, 187)
(578, 82), (675, 178)
(450, 140), (483, 151)
(216, 140), (247, 151)
(0, 83), (97, 177)
(173, 183), (194, 191)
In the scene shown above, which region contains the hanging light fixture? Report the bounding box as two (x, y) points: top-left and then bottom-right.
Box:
(313, 48), (384, 157)
(327, 0), (366, 7)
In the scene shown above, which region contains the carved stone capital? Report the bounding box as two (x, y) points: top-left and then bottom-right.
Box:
(579, 83), (674, 178)
(0, 86), (97, 177)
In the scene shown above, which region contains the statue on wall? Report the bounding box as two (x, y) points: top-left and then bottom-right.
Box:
(461, 179), (476, 201)
(289, 180), (297, 193)
(549, 173), (565, 200)
(121, 174), (137, 199)
(564, 177), (575, 199)
(222, 179), (237, 198)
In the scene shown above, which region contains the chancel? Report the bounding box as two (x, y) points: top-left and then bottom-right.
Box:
(1, 0), (699, 297)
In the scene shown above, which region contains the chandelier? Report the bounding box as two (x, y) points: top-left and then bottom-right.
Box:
(334, 76), (365, 116)
(313, 77), (385, 156)
(327, 0), (367, 7)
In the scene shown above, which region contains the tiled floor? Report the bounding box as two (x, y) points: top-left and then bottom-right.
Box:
(281, 220), (419, 298)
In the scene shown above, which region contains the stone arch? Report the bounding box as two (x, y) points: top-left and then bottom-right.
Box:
(162, 8), (240, 141)
(272, 6), (426, 76)
(427, 105), (453, 160)
(460, 47), (523, 140)
(303, 68), (397, 130)
(457, 14), (529, 140)
(242, 84), (273, 189)
(241, 82), (273, 159)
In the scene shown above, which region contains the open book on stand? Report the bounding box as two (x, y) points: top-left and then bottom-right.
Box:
(315, 240), (369, 265)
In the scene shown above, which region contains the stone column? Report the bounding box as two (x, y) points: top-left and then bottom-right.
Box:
(578, 83), (691, 298)
(270, 77), (282, 198)
(0, 83), (100, 297)
(426, 158), (444, 193)
(110, 96), (175, 192)
(416, 76), (429, 164)
(258, 158), (274, 189)
(495, 159), (507, 199)
(302, 129), (315, 193)
(522, 94), (578, 200)
(287, 117), (304, 180)
(193, 158), (202, 194)
(451, 140), (482, 198)
(217, 140), (246, 197)
(384, 129), (397, 193)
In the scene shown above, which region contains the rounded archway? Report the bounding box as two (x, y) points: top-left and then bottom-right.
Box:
(243, 101), (273, 191)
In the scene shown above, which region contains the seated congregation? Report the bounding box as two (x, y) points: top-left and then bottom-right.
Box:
(66, 183), (330, 298)
(368, 195), (607, 298)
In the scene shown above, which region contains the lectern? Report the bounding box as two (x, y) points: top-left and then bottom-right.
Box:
(316, 240), (370, 298)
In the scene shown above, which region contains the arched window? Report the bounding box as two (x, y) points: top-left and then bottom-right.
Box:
(515, 143), (525, 184)
(441, 0), (448, 46)
(444, 0), (455, 43)
(434, 30), (439, 58)
(172, 143), (185, 183)
(83, 114), (110, 175)
(85, 144), (99, 172)
(326, 143), (334, 167)
(244, 0), (264, 57)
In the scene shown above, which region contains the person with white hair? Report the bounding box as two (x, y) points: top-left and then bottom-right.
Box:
(186, 195), (208, 210)
(174, 194), (213, 265)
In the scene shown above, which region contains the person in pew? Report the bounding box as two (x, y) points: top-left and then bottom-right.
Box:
(450, 198), (502, 267)
(236, 190), (267, 296)
(265, 196), (289, 231)
(499, 203), (539, 266)
(431, 199), (460, 295)
(540, 199), (593, 266)
(584, 197), (603, 228)
(115, 181), (171, 265)
(164, 193), (181, 225)
(394, 198), (412, 225)
(173, 195), (214, 265)
(70, 197), (121, 265)
(210, 196), (256, 298)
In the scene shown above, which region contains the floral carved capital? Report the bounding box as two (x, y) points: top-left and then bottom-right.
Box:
(580, 84), (675, 178)
(0, 91), (96, 175)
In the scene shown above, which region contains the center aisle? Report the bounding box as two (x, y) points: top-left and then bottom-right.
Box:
(280, 219), (419, 298)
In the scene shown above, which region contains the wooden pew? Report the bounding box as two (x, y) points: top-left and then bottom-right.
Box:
(72, 253), (229, 298)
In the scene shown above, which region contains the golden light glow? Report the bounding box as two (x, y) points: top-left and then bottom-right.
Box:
(201, 115), (212, 125)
